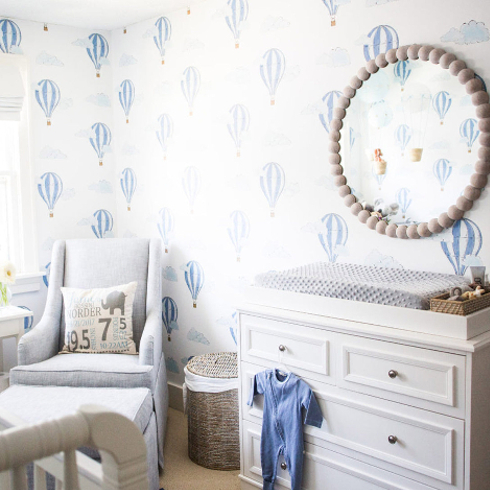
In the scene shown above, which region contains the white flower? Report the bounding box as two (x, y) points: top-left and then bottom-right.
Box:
(0, 261), (16, 284)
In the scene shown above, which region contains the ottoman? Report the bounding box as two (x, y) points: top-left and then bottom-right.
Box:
(0, 385), (159, 490)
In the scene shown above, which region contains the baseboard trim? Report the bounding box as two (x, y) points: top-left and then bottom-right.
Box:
(168, 381), (184, 412)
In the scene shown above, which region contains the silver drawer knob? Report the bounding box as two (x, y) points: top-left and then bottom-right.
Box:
(278, 344), (286, 352)
(388, 370), (398, 379)
(280, 462), (287, 470)
(388, 435), (398, 445)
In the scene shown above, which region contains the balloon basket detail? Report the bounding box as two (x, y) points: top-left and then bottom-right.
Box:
(47, 120), (51, 127)
(127, 206), (131, 211)
(331, 19), (336, 26)
(270, 211), (275, 218)
(167, 335), (171, 341)
(96, 73), (100, 78)
(99, 161), (103, 166)
(440, 121), (444, 125)
(235, 43), (239, 49)
(49, 212), (53, 218)
(161, 60), (165, 65)
(44, 24), (48, 31)
(236, 150), (240, 157)
(237, 256), (240, 263)
(441, 188), (444, 192)
(187, 8), (190, 15)
(189, 111), (193, 116)
(270, 99), (275, 106)
(126, 119), (129, 124)
(123, 27), (127, 34)
(468, 149), (472, 153)
(409, 148), (423, 162)
(193, 302), (197, 308)
(165, 248), (168, 254)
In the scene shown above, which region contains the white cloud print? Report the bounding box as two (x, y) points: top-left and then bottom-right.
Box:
(36, 51), (64, 67)
(441, 20), (489, 45)
(317, 48), (350, 68)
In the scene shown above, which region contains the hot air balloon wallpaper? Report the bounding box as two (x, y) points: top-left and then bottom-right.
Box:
(119, 79), (135, 123)
(38, 172), (63, 218)
(318, 213), (348, 263)
(319, 91), (342, 135)
(43, 262), (51, 288)
(441, 219), (482, 276)
(230, 311), (238, 345)
(395, 188), (412, 219)
(162, 296), (178, 341)
(182, 166), (201, 213)
(35, 79), (61, 126)
(363, 25), (399, 62)
(225, 0), (249, 48)
(185, 260), (205, 308)
(260, 48), (285, 106)
(321, 0), (344, 26)
(90, 122), (111, 166)
(260, 162), (285, 217)
(181, 67), (200, 115)
(156, 113), (173, 160)
(120, 168), (137, 211)
(86, 33), (109, 78)
(394, 60), (411, 91)
(349, 127), (356, 150)
(91, 209), (114, 239)
(153, 17), (171, 65)
(227, 104), (250, 157)
(432, 91), (452, 125)
(227, 210), (250, 262)
(372, 164), (386, 190)
(0, 19), (21, 54)
(460, 118), (480, 153)
(433, 158), (452, 191)
(158, 207), (174, 253)
(394, 124), (411, 156)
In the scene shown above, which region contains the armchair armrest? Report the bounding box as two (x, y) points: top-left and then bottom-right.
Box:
(139, 311), (163, 367)
(18, 317), (60, 366)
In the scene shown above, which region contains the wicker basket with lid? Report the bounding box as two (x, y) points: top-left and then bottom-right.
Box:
(185, 352), (239, 470)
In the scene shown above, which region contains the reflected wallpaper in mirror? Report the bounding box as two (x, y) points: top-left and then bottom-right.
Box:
(341, 59), (480, 225)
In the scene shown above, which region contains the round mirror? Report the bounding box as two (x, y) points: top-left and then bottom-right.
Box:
(328, 45), (490, 239)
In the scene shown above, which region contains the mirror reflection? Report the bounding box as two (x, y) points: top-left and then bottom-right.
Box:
(341, 59), (480, 225)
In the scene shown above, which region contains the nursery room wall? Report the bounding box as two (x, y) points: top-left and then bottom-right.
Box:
(111, 0), (490, 384)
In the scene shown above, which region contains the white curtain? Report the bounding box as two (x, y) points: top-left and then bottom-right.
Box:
(0, 63), (25, 121)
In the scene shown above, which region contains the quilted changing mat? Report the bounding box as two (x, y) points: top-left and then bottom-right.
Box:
(254, 262), (469, 310)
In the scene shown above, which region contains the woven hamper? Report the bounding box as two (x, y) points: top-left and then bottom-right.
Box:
(185, 352), (240, 471)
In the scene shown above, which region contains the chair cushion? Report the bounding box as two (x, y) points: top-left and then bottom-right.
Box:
(0, 385), (153, 434)
(10, 353), (154, 389)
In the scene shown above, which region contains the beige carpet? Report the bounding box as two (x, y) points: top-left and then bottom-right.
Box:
(160, 408), (241, 490)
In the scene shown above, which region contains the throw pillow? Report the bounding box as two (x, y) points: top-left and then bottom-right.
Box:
(60, 281), (138, 354)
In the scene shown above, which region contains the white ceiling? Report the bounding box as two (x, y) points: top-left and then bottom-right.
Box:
(0, 0), (205, 31)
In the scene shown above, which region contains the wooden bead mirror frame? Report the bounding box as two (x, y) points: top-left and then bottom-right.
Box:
(328, 44), (490, 239)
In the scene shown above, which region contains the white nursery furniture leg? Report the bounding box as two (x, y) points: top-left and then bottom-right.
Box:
(33, 466), (47, 490)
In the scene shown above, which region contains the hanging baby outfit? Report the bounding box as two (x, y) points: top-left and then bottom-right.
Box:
(247, 369), (323, 490)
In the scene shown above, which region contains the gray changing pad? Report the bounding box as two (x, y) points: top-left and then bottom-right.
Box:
(254, 263), (469, 310)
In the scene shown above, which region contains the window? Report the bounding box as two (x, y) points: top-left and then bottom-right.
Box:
(0, 56), (37, 274)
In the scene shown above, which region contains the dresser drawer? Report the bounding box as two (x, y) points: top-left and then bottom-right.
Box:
(241, 419), (438, 490)
(241, 363), (464, 490)
(239, 314), (335, 384)
(337, 335), (466, 418)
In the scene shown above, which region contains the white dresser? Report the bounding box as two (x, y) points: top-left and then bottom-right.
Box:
(237, 290), (490, 490)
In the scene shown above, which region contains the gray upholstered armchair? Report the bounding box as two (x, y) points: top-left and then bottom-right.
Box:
(10, 238), (168, 469)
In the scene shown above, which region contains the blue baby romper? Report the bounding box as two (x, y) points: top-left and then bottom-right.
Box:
(248, 369), (323, 490)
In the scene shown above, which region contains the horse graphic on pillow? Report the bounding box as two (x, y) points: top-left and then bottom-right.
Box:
(101, 290), (127, 315)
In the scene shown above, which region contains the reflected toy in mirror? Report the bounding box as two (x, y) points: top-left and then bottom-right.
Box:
(373, 149), (387, 175)
(373, 199), (399, 219)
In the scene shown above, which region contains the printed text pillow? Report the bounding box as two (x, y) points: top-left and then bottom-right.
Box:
(60, 282), (138, 354)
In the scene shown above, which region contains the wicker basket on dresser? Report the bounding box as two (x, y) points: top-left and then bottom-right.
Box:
(237, 295), (490, 490)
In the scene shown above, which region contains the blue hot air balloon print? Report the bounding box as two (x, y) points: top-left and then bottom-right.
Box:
(372, 165), (386, 190)
(321, 0), (343, 26)
(91, 209), (113, 239)
(185, 261), (205, 308)
(43, 262), (51, 288)
(432, 91), (452, 125)
(228, 104), (250, 157)
(182, 167), (201, 213)
(158, 207), (174, 253)
(460, 118), (480, 153)
(441, 219), (482, 276)
(318, 213), (348, 263)
(181, 67), (200, 116)
(86, 33), (109, 78)
(35, 79), (61, 126)
(90, 122), (111, 166)
(119, 79), (135, 123)
(433, 159), (452, 191)
(260, 162), (285, 217)
(162, 297), (178, 341)
(363, 25), (399, 62)
(319, 91), (342, 135)
(394, 124), (411, 156)
(120, 168), (137, 211)
(226, 0), (249, 48)
(260, 48), (285, 106)
(228, 210), (250, 262)
(349, 127), (356, 150)
(38, 172), (63, 218)
(156, 114), (173, 160)
(0, 19), (21, 54)
(230, 311), (238, 345)
(394, 60), (411, 91)
(153, 17), (171, 65)
(396, 188), (412, 218)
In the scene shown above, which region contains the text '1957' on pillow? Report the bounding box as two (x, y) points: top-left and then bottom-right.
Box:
(60, 282), (138, 354)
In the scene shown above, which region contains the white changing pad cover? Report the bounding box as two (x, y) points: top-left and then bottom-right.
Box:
(254, 263), (469, 310)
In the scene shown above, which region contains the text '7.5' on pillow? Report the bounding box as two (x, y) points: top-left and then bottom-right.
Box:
(60, 282), (138, 354)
